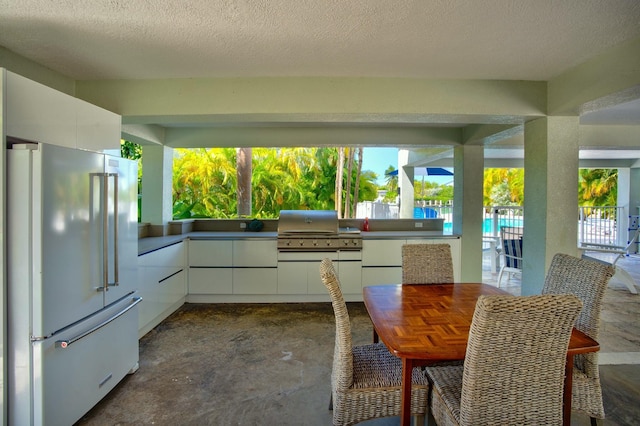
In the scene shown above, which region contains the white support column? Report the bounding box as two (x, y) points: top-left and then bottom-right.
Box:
(398, 149), (415, 219)
(617, 168), (631, 247)
(522, 117), (580, 295)
(141, 145), (174, 225)
(453, 145), (484, 282)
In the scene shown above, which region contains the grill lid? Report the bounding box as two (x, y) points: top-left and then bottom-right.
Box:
(277, 210), (338, 235)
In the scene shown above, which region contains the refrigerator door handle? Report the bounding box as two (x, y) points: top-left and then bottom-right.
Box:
(102, 172), (109, 292)
(93, 172), (120, 292)
(55, 296), (142, 349)
(107, 172), (119, 288)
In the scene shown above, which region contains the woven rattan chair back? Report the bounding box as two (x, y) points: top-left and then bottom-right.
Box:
(459, 294), (582, 425)
(319, 258), (354, 392)
(320, 258), (430, 426)
(542, 253), (614, 420)
(402, 243), (454, 284)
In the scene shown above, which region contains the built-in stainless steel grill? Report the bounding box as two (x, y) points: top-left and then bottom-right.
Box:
(277, 210), (362, 252)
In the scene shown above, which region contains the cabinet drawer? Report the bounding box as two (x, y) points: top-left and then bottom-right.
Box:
(158, 269), (186, 309)
(233, 268), (277, 294)
(189, 267), (233, 294)
(189, 240), (232, 267)
(362, 267), (402, 287)
(362, 239), (404, 266)
(139, 241), (185, 267)
(232, 240), (277, 266)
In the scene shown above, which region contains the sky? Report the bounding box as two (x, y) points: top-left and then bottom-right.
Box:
(362, 147), (453, 186)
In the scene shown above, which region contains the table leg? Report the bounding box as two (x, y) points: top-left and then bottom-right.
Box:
(563, 355), (574, 426)
(401, 358), (414, 426)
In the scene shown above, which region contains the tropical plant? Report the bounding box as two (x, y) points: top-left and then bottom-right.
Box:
(579, 169), (617, 207)
(483, 168), (524, 206)
(171, 147), (377, 219)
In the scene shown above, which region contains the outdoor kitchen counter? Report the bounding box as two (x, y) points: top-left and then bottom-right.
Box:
(138, 231), (459, 255)
(138, 232), (277, 255)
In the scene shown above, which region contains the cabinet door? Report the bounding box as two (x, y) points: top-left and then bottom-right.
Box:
(338, 261), (362, 295)
(362, 267), (402, 287)
(77, 101), (121, 152)
(362, 239), (405, 266)
(158, 270), (186, 311)
(6, 71), (76, 148)
(307, 260), (329, 295)
(277, 262), (308, 294)
(139, 241), (185, 268)
(233, 268), (277, 294)
(233, 240), (277, 267)
(189, 240), (232, 266)
(189, 268), (233, 294)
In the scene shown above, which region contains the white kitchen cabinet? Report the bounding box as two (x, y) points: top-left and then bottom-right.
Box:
(362, 267), (403, 287)
(187, 239), (278, 298)
(6, 71), (120, 152)
(232, 240), (277, 294)
(277, 261), (308, 295)
(338, 251), (362, 295)
(361, 237), (461, 286)
(233, 240), (277, 267)
(189, 268), (233, 295)
(138, 241), (186, 337)
(307, 259), (331, 295)
(189, 240), (233, 266)
(76, 101), (121, 152)
(233, 268), (278, 294)
(6, 72), (76, 148)
(362, 239), (404, 266)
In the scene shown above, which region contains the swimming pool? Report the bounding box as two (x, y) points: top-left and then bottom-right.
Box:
(443, 217), (523, 234)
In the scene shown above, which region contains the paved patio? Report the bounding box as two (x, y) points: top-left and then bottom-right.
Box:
(75, 252), (640, 426)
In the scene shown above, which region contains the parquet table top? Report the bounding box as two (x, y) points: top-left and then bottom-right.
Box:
(364, 283), (507, 361)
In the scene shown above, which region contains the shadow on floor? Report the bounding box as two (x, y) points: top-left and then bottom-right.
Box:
(76, 296), (640, 426)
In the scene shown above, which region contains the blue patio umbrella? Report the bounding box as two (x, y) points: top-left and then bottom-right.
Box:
(385, 167), (453, 176)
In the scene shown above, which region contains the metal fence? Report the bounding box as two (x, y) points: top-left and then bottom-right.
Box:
(357, 201), (637, 250)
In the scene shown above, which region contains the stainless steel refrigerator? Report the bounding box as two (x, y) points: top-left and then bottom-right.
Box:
(7, 141), (141, 425)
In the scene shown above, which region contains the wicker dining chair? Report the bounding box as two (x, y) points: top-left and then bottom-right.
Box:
(425, 294), (583, 426)
(402, 243), (454, 284)
(319, 258), (430, 426)
(542, 253), (615, 424)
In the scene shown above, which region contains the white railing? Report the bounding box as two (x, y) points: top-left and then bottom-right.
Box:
(482, 206), (524, 237)
(357, 201), (637, 250)
(578, 206), (626, 247)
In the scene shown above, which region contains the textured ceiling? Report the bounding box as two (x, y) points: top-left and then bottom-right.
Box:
(1, 0), (640, 81)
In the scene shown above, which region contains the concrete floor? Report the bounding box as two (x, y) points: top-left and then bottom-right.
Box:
(76, 255), (640, 426)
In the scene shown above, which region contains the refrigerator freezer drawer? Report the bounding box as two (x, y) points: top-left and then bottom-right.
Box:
(12, 296), (141, 426)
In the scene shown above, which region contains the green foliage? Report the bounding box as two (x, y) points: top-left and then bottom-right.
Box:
(121, 140), (142, 221)
(172, 147), (377, 219)
(121, 140), (142, 160)
(483, 168), (524, 206)
(579, 169), (617, 206)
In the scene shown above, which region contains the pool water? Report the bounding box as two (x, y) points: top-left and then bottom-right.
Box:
(443, 217), (523, 234)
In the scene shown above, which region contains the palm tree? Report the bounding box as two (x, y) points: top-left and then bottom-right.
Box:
(335, 147), (345, 217)
(579, 169), (617, 207)
(352, 146), (364, 217)
(236, 147), (252, 217)
(344, 147), (354, 218)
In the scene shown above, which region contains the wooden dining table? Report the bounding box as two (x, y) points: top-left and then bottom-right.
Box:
(363, 283), (600, 426)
